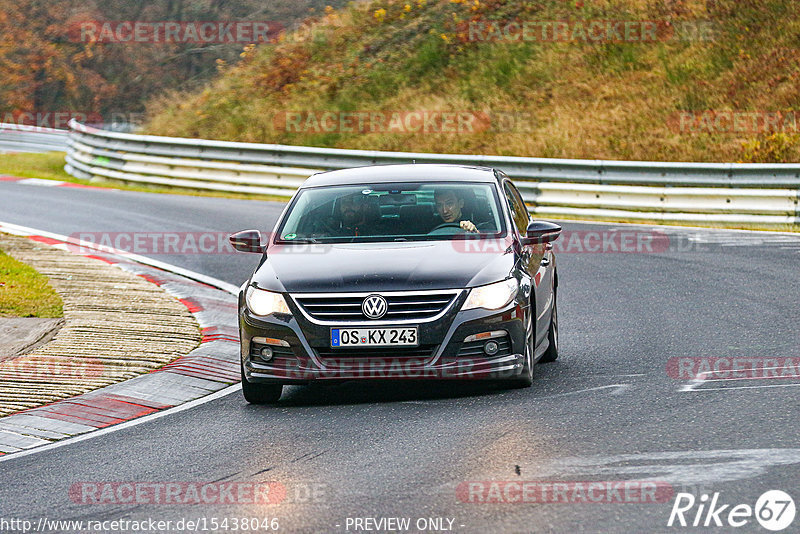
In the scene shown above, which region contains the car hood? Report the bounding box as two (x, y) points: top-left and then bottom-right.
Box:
(253, 239), (516, 293)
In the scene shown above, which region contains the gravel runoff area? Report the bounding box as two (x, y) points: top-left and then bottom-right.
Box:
(0, 233), (202, 417)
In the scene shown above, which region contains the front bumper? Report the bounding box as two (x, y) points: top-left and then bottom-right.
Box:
(239, 294), (527, 384)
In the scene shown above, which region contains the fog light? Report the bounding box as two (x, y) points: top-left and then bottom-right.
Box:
(484, 340), (499, 356)
(260, 347), (274, 361)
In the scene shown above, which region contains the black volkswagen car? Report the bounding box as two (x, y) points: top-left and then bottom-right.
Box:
(230, 164), (561, 403)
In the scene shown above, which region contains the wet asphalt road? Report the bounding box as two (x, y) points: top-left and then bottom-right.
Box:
(1, 181), (799, 533)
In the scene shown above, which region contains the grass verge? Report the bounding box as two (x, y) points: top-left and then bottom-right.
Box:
(0, 245), (63, 318)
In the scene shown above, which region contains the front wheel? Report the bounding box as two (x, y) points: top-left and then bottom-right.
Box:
(241, 363), (283, 404)
(506, 305), (535, 388)
(539, 290), (559, 363)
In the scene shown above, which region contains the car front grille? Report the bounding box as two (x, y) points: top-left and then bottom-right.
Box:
(292, 290), (460, 323)
(316, 345), (438, 367)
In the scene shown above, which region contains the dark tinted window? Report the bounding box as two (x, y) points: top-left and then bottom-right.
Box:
(277, 182), (506, 243)
(503, 181), (529, 234)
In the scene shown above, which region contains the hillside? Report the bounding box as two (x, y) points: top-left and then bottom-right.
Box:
(144, 0), (800, 163)
(0, 0), (349, 125)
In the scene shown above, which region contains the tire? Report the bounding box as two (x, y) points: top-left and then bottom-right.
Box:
(506, 305), (535, 388)
(241, 363), (283, 404)
(539, 290), (559, 363)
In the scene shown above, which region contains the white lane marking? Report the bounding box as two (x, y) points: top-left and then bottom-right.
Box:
(528, 448), (800, 486)
(679, 371), (710, 392)
(688, 383), (800, 392)
(573, 373), (647, 378)
(680, 369), (800, 392)
(541, 384), (630, 398)
(698, 367), (800, 383)
(17, 178), (64, 187)
(0, 384), (241, 464)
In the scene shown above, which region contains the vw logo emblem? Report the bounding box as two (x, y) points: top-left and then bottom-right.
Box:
(362, 295), (388, 319)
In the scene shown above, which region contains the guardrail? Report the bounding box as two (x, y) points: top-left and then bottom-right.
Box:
(64, 120), (799, 225)
(0, 123), (69, 153)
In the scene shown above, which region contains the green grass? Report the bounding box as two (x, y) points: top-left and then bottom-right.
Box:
(0, 248), (63, 318)
(0, 151), (75, 182)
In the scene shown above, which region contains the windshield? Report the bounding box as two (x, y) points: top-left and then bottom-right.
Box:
(276, 182), (506, 243)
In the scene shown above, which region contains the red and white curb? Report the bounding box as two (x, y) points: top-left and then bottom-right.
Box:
(0, 175), (109, 190)
(0, 221), (242, 457)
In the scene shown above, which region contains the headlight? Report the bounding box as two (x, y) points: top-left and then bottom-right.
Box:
(245, 286), (291, 316)
(462, 278), (519, 311)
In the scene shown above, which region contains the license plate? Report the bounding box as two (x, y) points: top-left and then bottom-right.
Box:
(331, 327), (418, 347)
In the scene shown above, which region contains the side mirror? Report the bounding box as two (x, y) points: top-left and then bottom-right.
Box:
(520, 221), (561, 246)
(229, 230), (264, 253)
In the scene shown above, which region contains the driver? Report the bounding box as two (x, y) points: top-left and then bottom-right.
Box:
(433, 188), (478, 233)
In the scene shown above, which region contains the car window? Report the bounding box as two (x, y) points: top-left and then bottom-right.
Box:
(276, 182), (507, 243)
(503, 181), (529, 234)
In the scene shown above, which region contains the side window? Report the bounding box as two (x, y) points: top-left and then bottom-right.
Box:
(503, 181), (529, 234)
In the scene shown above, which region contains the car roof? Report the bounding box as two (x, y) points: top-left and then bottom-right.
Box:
(301, 164), (499, 188)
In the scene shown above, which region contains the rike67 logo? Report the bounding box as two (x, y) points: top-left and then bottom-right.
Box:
(668, 490), (795, 531)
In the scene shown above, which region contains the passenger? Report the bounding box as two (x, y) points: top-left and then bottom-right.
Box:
(433, 188), (478, 233)
(314, 192), (377, 237)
